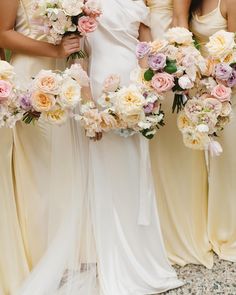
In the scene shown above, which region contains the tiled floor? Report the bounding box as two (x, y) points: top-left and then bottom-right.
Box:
(163, 255), (236, 295)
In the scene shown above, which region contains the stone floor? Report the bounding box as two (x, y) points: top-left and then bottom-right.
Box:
(163, 255), (236, 295)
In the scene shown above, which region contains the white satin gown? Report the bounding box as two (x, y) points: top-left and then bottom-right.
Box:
(87, 0), (183, 294)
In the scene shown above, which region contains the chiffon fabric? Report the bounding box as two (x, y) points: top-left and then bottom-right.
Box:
(147, 0), (213, 268)
(191, 0), (236, 262)
(11, 0), (66, 268)
(86, 0), (183, 293)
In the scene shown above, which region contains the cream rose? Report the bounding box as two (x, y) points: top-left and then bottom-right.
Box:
(206, 30), (235, 61)
(58, 79), (81, 108)
(42, 106), (69, 125)
(34, 70), (61, 95)
(61, 0), (84, 16)
(103, 74), (120, 92)
(0, 61), (15, 80)
(150, 39), (168, 54)
(165, 27), (193, 45)
(31, 91), (55, 112)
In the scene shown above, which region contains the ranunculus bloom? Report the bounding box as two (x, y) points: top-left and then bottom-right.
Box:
(78, 16), (97, 34)
(214, 63), (232, 81)
(136, 42), (151, 59)
(178, 75), (194, 90)
(0, 80), (12, 101)
(148, 53), (166, 70)
(151, 73), (175, 93)
(211, 84), (232, 102)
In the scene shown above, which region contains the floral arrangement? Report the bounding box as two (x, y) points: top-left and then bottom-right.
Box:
(21, 63), (89, 125)
(78, 74), (164, 139)
(0, 61), (23, 127)
(178, 30), (236, 156)
(136, 27), (206, 113)
(32, 0), (102, 58)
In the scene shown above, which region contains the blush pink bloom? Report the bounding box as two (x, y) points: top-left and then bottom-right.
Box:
(78, 16), (97, 34)
(211, 84), (232, 102)
(0, 80), (12, 101)
(151, 73), (175, 93)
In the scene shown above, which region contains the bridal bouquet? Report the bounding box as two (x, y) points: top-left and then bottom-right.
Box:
(0, 61), (23, 127)
(78, 74), (164, 139)
(32, 0), (102, 58)
(136, 27), (206, 113)
(21, 63), (89, 125)
(178, 30), (236, 156)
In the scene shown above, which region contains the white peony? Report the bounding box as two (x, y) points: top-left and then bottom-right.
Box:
(165, 27), (193, 45)
(178, 75), (194, 90)
(58, 78), (81, 108)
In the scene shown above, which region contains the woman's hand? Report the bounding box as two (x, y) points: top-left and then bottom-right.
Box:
(56, 35), (81, 58)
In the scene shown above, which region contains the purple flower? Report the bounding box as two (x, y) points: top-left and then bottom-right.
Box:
(227, 70), (236, 87)
(215, 63), (232, 81)
(136, 42), (151, 59)
(144, 103), (155, 114)
(148, 53), (166, 71)
(20, 92), (32, 111)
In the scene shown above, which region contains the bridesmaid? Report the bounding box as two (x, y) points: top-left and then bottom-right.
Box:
(190, 0), (236, 262)
(0, 0), (80, 292)
(147, 0), (213, 268)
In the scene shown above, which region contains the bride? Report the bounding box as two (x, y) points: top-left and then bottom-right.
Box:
(9, 1), (183, 295)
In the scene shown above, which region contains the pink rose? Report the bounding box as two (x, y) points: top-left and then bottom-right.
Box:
(77, 16), (98, 35)
(151, 73), (175, 93)
(0, 80), (12, 101)
(211, 84), (232, 102)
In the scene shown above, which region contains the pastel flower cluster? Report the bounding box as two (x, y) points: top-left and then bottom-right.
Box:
(136, 27), (206, 113)
(178, 30), (236, 156)
(21, 64), (89, 125)
(0, 61), (23, 128)
(32, 0), (101, 57)
(78, 74), (164, 139)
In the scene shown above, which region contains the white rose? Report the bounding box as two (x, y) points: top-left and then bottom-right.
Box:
(0, 61), (15, 81)
(178, 75), (194, 90)
(220, 102), (232, 117)
(206, 30), (235, 61)
(58, 78), (81, 108)
(34, 70), (62, 95)
(41, 106), (69, 125)
(61, 0), (84, 16)
(165, 27), (193, 45)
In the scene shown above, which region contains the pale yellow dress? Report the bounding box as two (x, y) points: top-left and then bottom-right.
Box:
(147, 0), (213, 267)
(191, 0), (236, 262)
(11, 0), (66, 268)
(0, 128), (29, 295)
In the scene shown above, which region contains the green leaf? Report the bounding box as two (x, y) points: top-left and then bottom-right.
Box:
(144, 69), (154, 81)
(164, 59), (177, 74)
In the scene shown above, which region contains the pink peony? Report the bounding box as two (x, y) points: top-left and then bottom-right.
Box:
(78, 16), (97, 35)
(103, 74), (120, 92)
(211, 84), (232, 102)
(0, 80), (12, 101)
(151, 73), (175, 93)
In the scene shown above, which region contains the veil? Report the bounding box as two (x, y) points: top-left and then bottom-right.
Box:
(15, 118), (98, 295)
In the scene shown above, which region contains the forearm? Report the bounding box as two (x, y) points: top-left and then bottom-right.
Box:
(0, 30), (59, 58)
(172, 0), (191, 28)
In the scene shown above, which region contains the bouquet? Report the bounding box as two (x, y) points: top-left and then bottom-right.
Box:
(0, 61), (23, 127)
(78, 74), (164, 139)
(32, 0), (102, 59)
(178, 30), (236, 156)
(136, 27), (206, 113)
(21, 63), (89, 125)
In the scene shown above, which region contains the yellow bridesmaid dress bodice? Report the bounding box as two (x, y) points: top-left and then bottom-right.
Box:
(190, 0), (227, 57)
(146, 0), (173, 11)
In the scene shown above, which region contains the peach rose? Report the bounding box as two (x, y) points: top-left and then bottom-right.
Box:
(35, 70), (61, 95)
(211, 84), (232, 102)
(31, 91), (55, 112)
(78, 16), (97, 34)
(151, 73), (175, 93)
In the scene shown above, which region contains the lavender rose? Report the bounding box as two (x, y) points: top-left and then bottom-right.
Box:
(136, 42), (151, 59)
(20, 93), (32, 111)
(148, 53), (166, 71)
(144, 103), (155, 114)
(215, 63), (232, 81)
(227, 70), (236, 87)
